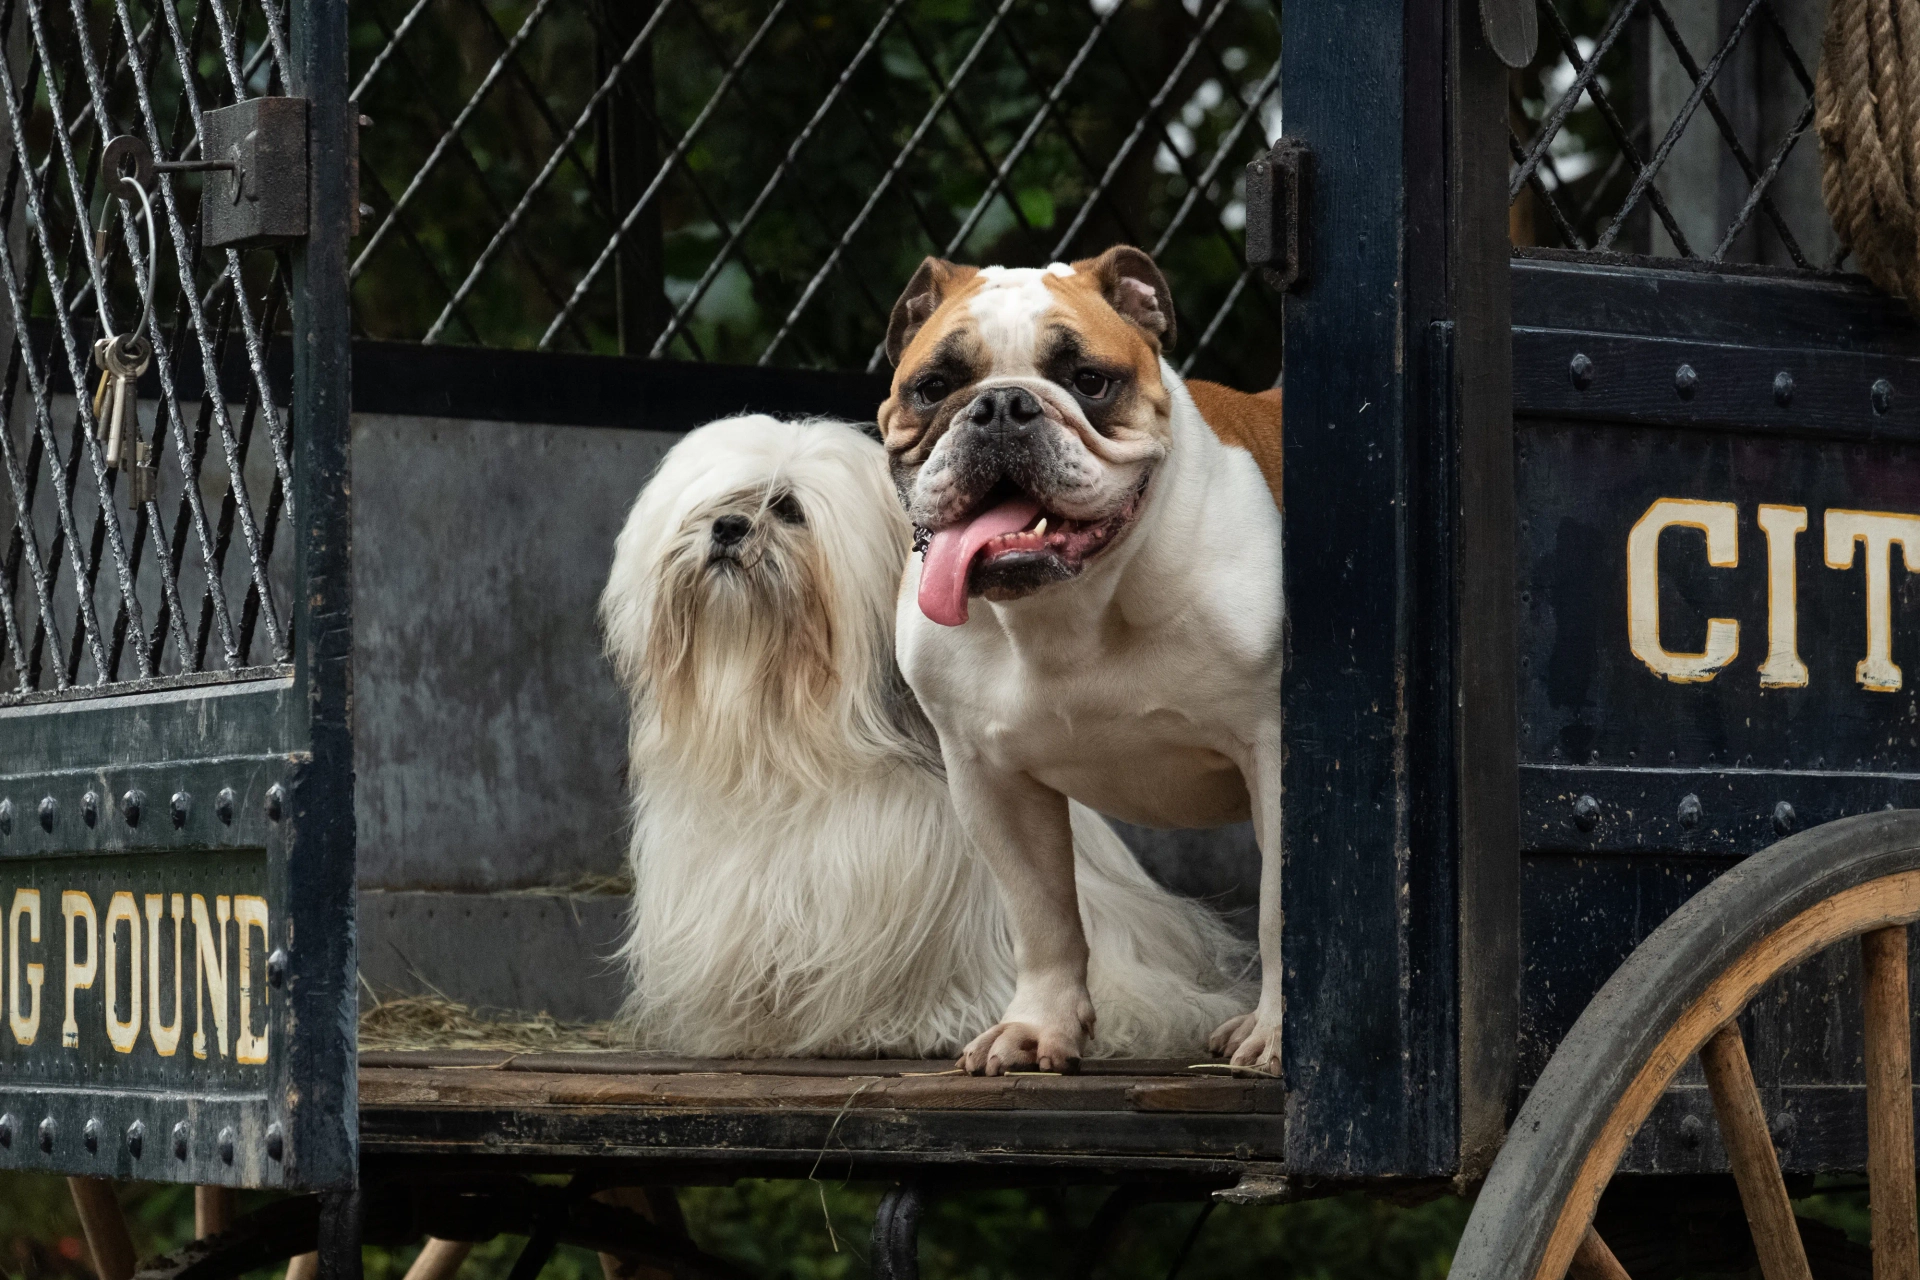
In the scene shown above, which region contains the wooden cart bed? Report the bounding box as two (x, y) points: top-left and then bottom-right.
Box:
(358, 1052), (1287, 1180)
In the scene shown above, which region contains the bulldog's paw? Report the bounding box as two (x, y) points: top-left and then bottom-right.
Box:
(959, 1020), (1084, 1076)
(1216, 1011), (1281, 1078)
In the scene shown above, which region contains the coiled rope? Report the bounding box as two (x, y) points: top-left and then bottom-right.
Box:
(1818, 0), (1920, 294)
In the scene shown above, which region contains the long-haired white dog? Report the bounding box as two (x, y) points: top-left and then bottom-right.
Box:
(600, 414), (1251, 1059)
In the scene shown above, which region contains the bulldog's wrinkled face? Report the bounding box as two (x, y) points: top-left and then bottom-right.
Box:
(880, 245), (1177, 626)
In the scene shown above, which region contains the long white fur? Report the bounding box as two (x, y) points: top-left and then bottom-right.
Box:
(600, 414), (1252, 1058)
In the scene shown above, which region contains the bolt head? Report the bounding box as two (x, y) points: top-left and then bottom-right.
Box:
(84, 1118), (101, 1153)
(1674, 364), (1698, 400)
(1873, 378), (1894, 414)
(217, 1126), (236, 1165)
(0, 798), (11, 835)
(267, 948), (289, 989)
(0, 1113), (13, 1147)
(1679, 1113), (1705, 1150)
(1773, 370), (1794, 407)
(126, 1119), (145, 1158)
(38, 796), (55, 831)
(216, 787), (236, 824)
(1773, 800), (1797, 835)
(122, 789), (144, 826)
(172, 1120), (189, 1160)
(265, 783), (287, 822)
(266, 1122), (284, 1162)
(170, 791), (191, 828)
(81, 791), (98, 828)
(1569, 352), (1594, 390)
(1678, 793), (1703, 829)
(38, 1117), (54, 1152)
(1573, 794), (1600, 832)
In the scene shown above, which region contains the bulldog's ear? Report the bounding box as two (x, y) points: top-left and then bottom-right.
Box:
(1075, 245), (1176, 351)
(886, 258), (974, 367)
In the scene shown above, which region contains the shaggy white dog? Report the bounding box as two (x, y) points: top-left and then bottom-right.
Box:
(601, 414), (1251, 1059)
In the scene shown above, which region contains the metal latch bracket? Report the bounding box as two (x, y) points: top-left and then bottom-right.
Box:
(1245, 138), (1308, 295)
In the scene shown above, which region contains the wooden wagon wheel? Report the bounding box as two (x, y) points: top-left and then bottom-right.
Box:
(1452, 810), (1920, 1280)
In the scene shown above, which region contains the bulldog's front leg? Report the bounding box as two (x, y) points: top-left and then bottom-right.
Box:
(1209, 737), (1284, 1075)
(946, 760), (1093, 1075)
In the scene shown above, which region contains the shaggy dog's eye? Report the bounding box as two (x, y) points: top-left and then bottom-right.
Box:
(770, 492), (806, 525)
(914, 375), (951, 405)
(1072, 369), (1113, 399)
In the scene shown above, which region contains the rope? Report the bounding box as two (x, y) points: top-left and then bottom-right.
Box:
(1819, 0), (1920, 295)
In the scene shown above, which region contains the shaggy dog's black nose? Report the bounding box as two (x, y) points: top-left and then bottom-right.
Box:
(968, 386), (1043, 437)
(711, 514), (752, 547)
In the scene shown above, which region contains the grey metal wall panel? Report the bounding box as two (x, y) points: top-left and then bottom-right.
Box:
(351, 415), (675, 891)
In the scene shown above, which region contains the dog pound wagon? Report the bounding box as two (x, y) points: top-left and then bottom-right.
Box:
(3, 0), (1920, 1276)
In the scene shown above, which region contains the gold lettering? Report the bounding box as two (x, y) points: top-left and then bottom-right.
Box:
(61, 890), (96, 1049)
(191, 894), (229, 1059)
(103, 892), (141, 1054)
(233, 896), (269, 1064)
(1757, 505), (1810, 688)
(145, 893), (184, 1057)
(1825, 509), (1920, 691)
(9, 889), (41, 1046)
(1627, 498), (1740, 682)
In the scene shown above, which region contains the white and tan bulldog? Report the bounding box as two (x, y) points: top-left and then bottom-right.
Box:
(880, 245), (1285, 1075)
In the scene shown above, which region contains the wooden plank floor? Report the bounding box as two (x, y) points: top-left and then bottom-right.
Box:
(359, 1052), (1280, 1115)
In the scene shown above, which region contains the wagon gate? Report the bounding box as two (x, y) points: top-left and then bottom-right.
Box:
(4, 0), (1920, 1274)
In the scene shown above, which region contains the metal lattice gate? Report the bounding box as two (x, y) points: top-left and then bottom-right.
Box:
(0, 0), (355, 1195)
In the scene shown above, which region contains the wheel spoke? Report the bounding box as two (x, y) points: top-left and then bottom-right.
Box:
(1701, 1022), (1813, 1280)
(1569, 1226), (1633, 1280)
(1863, 925), (1920, 1280)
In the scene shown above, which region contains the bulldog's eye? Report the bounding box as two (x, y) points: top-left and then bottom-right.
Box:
(1072, 369), (1113, 399)
(770, 492), (806, 525)
(914, 376), (951, 405)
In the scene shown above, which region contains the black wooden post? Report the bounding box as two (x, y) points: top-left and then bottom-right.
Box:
(1279, 0), (1516, 1177)
(592, 0), (667, 356)
(291, 0), (359, 1261)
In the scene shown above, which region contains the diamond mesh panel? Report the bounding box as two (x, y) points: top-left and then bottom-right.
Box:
(348, 0), (1283, 382)
(0, 0), (296, 700)
(1511, 0), (1837, 269)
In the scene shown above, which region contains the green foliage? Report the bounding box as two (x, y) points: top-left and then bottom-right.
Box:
(0, 1172), (1469, 1280)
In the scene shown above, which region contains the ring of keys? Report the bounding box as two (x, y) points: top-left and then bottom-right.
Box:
(91, 332), (153, 505)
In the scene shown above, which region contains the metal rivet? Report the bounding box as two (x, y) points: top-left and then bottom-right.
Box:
(84, 1118), (101, 1153)
(38, 796), (56, 832)
(1772, 1109), (1796, 1142)
(126, 1119), (145, 1158)
(122, 789), (144, 827)
(81, 791), (98, 828)
(1678, 793), (1702, 829)
(1873, 378), (1894, 414)
(216, 787), (236, 825)
(38, 1117), (55, 1152)
(1773, 371), (1794, 407)
(170, 791), (191, 828)
(265, 783), (286, 822)
(1674, 364), (1698, 400)
(1573, 794), (1600, 832)
(1679, 1113), (1705, 1150)
(267, 949), (288, 989)
(0, 798), (11, 835)
(266, 1122), (284, 1162)
(172, 1121), (189, 1160)
(1773, 800), (1796, 835)
(0, 1113), (13, 1147)
(1569, 352), (1594, 390)
(218, 1127), (235, 1165)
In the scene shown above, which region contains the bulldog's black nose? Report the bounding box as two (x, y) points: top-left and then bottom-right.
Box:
(968, 386), (1043, 437)
(711, 514), (752, 547)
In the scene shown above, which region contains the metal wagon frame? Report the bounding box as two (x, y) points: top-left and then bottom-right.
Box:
(5, 0), (1920, 1277)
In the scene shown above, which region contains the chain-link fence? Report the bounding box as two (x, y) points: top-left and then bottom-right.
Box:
(0, 0), (296, 699)
(348, 0), (1284, 383)
(1510, 0), (1838, 270)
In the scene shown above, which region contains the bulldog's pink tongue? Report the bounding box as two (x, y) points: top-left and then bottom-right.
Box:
(918, 496), (1042, 626)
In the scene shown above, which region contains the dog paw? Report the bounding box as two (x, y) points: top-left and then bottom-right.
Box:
(958, 1021), (1083, 1076)
(1225, 1014), (1281, 1077)
(1208, 1011), (1258, 1057)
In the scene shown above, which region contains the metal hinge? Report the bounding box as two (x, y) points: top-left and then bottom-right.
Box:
(1245, 137), (1308, 294)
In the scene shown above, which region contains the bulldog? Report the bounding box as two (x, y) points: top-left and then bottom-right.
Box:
(880, 245), (1285, 1075)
